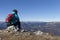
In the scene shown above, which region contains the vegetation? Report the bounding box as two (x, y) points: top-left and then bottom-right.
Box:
(0, 31), (60, 40)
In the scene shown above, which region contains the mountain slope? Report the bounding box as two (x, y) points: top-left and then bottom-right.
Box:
(0, 31), (60, 40)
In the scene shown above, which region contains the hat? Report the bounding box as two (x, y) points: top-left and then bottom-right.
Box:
(12, 9), (18, 13)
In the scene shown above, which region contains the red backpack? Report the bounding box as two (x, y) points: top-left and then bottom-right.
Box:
(5, 14), (13, 22)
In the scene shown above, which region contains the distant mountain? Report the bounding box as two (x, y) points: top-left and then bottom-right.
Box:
(0, 22), (7, 30)
(21, 22), (60, 36)
(0, 22), (60, 36)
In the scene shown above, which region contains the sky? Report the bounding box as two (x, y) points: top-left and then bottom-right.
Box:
(0, 0), (60, 22)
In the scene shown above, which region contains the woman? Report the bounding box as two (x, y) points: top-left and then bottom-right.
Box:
(6, 9), (21, 31)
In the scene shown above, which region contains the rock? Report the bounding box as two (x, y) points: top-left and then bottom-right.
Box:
(45, 33), (49, 35)
(21, 29), (25, 32)
(6, 25), (18, 32)
(0, 30), (2, 33)
(34, 31), (43, 35)
(6, 25), (25, 33)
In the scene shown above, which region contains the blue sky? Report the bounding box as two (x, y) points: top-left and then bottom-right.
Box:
(0, 0), (60, 22)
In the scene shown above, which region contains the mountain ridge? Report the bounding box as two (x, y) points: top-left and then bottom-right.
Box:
(0, 22), (60, 36)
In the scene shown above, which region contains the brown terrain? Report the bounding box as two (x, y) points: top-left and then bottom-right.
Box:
(0, 30), (60, 40)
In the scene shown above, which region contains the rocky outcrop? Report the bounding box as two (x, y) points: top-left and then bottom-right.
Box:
(33, 31), (43, 35)
(6, 25), (18, 32)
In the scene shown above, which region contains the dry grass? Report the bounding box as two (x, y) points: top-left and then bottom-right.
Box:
(0, 31), (60, 40)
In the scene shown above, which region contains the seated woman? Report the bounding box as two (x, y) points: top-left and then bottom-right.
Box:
(5, 9), (21, 31)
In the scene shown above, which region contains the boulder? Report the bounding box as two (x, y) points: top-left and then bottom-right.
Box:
(6, 25), (18, 32)
(34, 31), (43, 35)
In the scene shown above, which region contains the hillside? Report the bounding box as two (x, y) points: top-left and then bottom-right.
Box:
(1, 22), (60, 36)
(0, 30), (60, 40)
